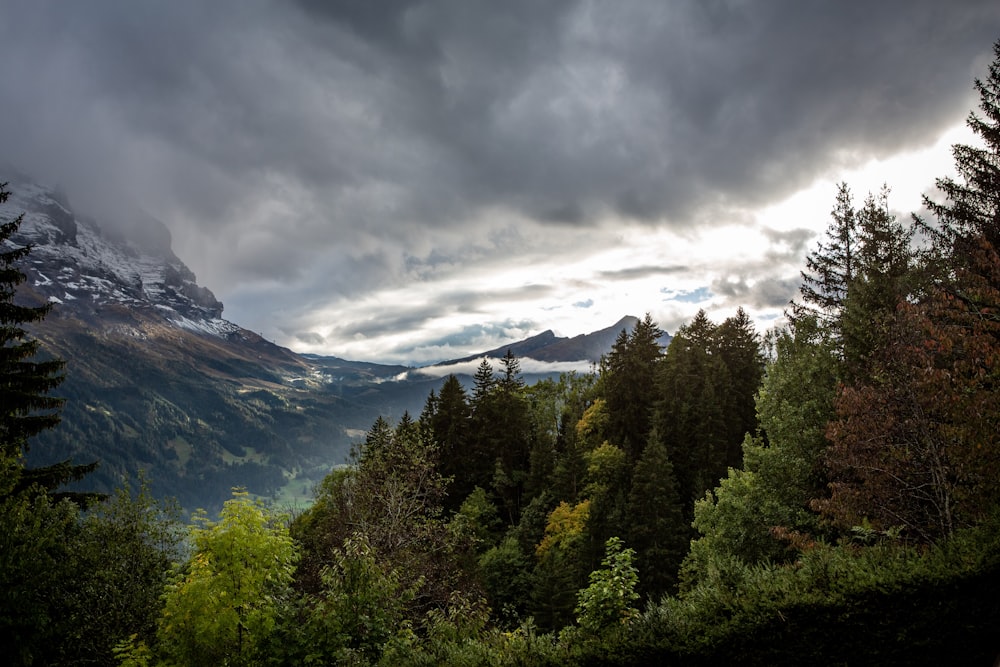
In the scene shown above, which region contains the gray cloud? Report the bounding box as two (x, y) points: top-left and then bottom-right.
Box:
(1, 1), (998, 360)
(711, 274), (802, 310)
(599, 265), (691, 281)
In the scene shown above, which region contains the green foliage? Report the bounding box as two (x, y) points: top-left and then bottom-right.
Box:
(282, 536), (418, 664)
(478, 536), (533, 627)
(790, 181), (857, 333)
(157, 490), (297, 667)
(655, 310), (731, 511)
(531, 500), (592, 631)
(600, 314), (664, 462)
(452, 486), (503, 552)
(626, 427), (688, 599)
(628, 520), (1000, 665)
(0, 490), (81, 665)
(574, 537), (640, 636)
(684, 318), (837, 585)
(0, 476), (180, 666)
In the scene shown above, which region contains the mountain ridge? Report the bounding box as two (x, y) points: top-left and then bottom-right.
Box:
(2, 175), (667, 509)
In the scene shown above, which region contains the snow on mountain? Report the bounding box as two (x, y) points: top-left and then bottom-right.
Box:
(1, 176), (239, 337)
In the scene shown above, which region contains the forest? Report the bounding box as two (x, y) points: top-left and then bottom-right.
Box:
(3, 40), (1000, 667)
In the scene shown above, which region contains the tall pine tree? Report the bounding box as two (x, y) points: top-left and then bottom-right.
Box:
(1, 182), (64, 463)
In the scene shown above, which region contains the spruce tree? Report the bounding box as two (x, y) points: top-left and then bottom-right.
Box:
(0, 184), (99, 503)
(600, 313), (663, 462)
(626, 426), (687, 600)
(922, 39), (1000, 257)
(0, 182), (65, 462)
(790, 182), (856, 335)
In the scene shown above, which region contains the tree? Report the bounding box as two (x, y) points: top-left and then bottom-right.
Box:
(574, 537), (639, 636)
(600, 314), (664, 462)
(531, 499), (591, 630)
(0, 182), (65, 462)
(840, 187), (915, 381)
(790, 182), (857, 333)
(816, 42), (1000, 543)
(157, 490), (297, 667)
(293, 415), (475, 624)
(921, 39), (1000, 260)
(0, 183), (98, 504)
(278, 536), (417, 664)
(683, 317), (837, 585)
(655, 310), (728, 511)
(423, 374), (472, 512)
(715, 307), (764, 466)
(626, 426), (687, 600)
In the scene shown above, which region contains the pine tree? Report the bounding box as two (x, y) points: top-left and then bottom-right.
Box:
(424, 375), (472, 512)
(791, 182), (857, 333)
(1, 183), (100, 504)
(715, 307), (764, 468)
(626, 426), (687, 599)
(655, 310), (728, 512)
(600, 313), (664, 462)
(818, 41), (1000, 541)
(841, 187), (914, 381)
(1, 182), (65, 462)
(921, 39), (1000, 258)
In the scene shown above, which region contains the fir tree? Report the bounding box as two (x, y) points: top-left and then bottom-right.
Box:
(790, 182), (856, 335)
(0, 182), (65, 461)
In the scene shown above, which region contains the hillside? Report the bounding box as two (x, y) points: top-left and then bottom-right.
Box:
(2, 176), (407, 509)
(2, 175), (660, 509)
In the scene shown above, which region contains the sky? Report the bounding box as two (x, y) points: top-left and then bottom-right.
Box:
(1, 1), (999, 366)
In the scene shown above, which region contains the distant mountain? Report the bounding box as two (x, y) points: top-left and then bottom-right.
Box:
(442, 315), (671, 365)
(1, 174), (671, 510)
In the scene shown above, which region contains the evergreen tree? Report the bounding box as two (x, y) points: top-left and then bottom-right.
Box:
(683, 317), (837, 586)
(715, 307), (764, 467)
(921, 39), (1000, 259)
(626, 426), (687, 600)
(840, 187), (915, 381)
(819, 42), (1000, 541)
(790, 182), (857, 334)
(655, 310), (728, 512)
(1, 183), (103, 504)
(424, 374), (472, 512)
(600, 313), (664, 462)
(0, 182), (65, 463)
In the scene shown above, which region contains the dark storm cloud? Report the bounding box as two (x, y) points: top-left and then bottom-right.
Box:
(0, 0), (998, 356)
(599, 265), (691, 281)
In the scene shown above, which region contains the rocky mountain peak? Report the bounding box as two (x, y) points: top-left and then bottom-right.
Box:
(1, 176), (230, 333)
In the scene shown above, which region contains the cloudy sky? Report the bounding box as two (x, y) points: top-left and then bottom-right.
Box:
(1, 1), (998, 366)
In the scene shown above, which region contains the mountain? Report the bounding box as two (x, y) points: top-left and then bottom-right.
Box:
(439, 316), (671, 370)
(1, 175), (669, 510)
(2, 176), (413, 510)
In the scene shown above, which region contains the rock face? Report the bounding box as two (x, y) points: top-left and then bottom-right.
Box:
(4, 178), (228, 328)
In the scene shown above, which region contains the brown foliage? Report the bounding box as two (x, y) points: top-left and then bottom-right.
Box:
(817, 235), (1000, 542)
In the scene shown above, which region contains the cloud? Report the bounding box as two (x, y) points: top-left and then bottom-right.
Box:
(1, 1), (998, 361)
(573, 298), (594, 309)
(403, 355), (594, 380)
(711, 275), (802, 310)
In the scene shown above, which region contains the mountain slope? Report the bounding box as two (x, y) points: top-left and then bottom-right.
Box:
(1, 175), (672, 510)
(2, 176), (404, 509)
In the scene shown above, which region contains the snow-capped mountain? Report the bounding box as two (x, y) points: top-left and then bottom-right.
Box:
(1, 175), (660, 511)
(4, 177), (236, 337)
(1, 175), (406, 511)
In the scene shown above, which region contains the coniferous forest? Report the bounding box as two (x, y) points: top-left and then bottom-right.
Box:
(3, 39), (1000, 667)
